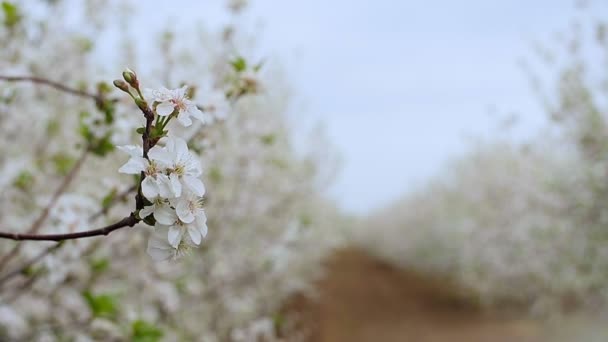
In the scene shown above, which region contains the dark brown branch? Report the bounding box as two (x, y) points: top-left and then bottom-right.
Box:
(135, 101), (156, 210)
(0, 214), (138, 242)
(0, 75), (101, 101)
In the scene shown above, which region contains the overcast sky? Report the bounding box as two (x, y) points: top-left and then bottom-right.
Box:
(136, 0), (606, 214)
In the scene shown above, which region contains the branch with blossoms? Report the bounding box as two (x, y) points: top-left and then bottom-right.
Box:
(0, 57), (260, 262)
(0, 67), (251, 261)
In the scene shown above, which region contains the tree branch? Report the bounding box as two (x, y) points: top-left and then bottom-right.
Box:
(0, 75), (101, 102)
(0, 214), (139, 242)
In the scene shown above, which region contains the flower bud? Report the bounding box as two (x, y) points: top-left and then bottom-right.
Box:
(134, 97), (149, 112)
(122, 68), (139, 89)
(113, 80), (130, 93)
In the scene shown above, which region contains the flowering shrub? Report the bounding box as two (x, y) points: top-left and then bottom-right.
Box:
(0, 1), (342, 340)
(353, 9), (608, 317)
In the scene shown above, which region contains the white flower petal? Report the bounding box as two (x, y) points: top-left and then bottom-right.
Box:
(187, 105), (207, 123)
(139, 205), (155, 218)
(156, 101), (175, 116)
(196, 216), (208, 238)
(169, 173), (182, 197)
(118, 157), (147, 174)
(177, 111), (193, 127)
(183, 176), (205, 196)
(168, 226), (183, 248)
(117, 145), (143, 158)
(148, 145), (171, 163)
(156, 175), (174, 199)
(173, 137), (189, 157)
(141, 177), (159, 200)
(155, 205), (177, 225)
(146, 231), (175, 262)
(176, 200), (195, 223)
(187, 226), (202, 245)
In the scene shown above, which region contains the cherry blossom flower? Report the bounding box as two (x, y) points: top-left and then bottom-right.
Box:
(172, 192), (205, 223)
(146, 226), (194, 262)
(145, 86), (206, 127)
(148, 137), (205, 197)
(139, 197), (177, 225)
(116, 145), (173, 200)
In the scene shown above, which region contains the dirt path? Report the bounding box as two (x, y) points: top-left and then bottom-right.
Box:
(287, 248), (546, 342)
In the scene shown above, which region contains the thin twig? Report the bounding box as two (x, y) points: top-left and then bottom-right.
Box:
(0, 214), (138, 241)
(0, 75), (101, 102)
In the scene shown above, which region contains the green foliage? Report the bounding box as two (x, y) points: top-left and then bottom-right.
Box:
(101, 188), (117, 210)
(51, 153), (75, 175)
(90, 258), (110, 274)
(230, 56), (247, 72)
(131, 320), (163, 342)
(13, 170), (33, 191)
(46, 119), (60, 137)
(260, 133), (276, 146)
(83, 291), (118, 319)
(90, 134), (115, 157)
(208, 166), (223, 183)
(74, 36), (94, 53)
(299, 213), (313, 227)
(1, 1), (20, 28)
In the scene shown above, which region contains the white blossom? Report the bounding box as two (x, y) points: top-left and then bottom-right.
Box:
(149, 137), (205, 197)
(144, 86), (206, 127)
(146, 226), (196, 261)
(139, 197), (177, 225)
(172, 192), (205, 223)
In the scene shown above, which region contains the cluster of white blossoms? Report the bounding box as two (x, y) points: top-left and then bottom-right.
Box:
(118, 85), (221, 261)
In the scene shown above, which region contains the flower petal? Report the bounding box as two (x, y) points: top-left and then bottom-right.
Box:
(139, 205), (155, 219)
(187, 105), (207, 123)
(196, 215), (208, 238)
(148, 146), (174, 166)
(187, 225), (202, 245)
(141, 177), (159, 200)
(156, 101), (175, 116)
(169, 173), (182, 197)
(117, 145), (143, 158)
(183, 176), (205, 196)
(155, 205), (177, 225)
(177, 111), (193, 127)
(118, 157), (147, 174)
(176, 200), (195, 223)
(168, 226), (183, 248)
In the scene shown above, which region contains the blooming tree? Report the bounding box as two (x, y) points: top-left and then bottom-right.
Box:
(0, 1), (342, 340)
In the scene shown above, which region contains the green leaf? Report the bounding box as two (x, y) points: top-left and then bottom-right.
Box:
(230, 56), (247, 72)
(260, 134), (276, 145)
(83, 291), (118, 319)
(208, 167), (223, 183)
(101, 188), (117, 210)
(299, 214), (313, 227)
(90, 135), (115, 157)
(46, 119), (60, 137)
(131, 320), (164, 342)
(51, 153), (75, 176)
(13, 170), (33, 191)
(1, 2), (20, 28)
(90, 258), (110, 273)
(136, 127), (146, 134)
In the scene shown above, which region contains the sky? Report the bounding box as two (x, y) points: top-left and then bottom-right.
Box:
(133, 0), (605, 214)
